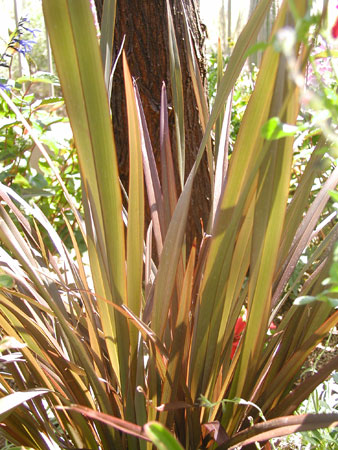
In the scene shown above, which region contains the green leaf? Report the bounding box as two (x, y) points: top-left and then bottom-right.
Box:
(13, 173), (31, 189)
(144, 422), (184, 450)
(29, 173), (48, 189)
(225, 413), (338, 449)
(323, 298), (338, 308)
(34, 97), (64, 107)
(261, 117), (298, 140)
(294, 295), (338, 308)
(313, 50), (338, 59)
(293, 295), (317, 306)
(99, 0), (116, 94)
(0, 274), (14, 288)
(329, 190), (338, 202)
(245, 41), (270, 58)
(16, 71), (60, 86)
(0, 117), (19, 131)
(20, 188), (54, 199)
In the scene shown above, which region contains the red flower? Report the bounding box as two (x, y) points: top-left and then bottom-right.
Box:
(230, 317), (246, 359)
(269, 322), (276, 330)
(234, 316), (246, 335)
(332, 16), (338, 39)
(230, 318), (276, 359)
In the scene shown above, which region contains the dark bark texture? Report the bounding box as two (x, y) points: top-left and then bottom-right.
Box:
(95, 0), (210, 243)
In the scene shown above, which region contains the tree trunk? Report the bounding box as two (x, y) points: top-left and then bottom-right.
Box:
(95, 0), (210, 246)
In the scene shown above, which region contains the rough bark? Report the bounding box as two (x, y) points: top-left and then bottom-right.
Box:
(95, 0), (210, 245)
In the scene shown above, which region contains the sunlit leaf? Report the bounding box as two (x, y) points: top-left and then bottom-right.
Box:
(261, 117), (299, 140)
(294, 295), (338, 308)
(0, 389), (50, 421)
(0, 274), (14, 289)
(245, 41), (270, 57)
(144, 422), (184, 450)
(16, 71), (60, 86)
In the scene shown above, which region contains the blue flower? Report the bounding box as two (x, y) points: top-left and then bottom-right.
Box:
(0, 83), (10, 92)
(18, 17), (40, 38)
(21, 25), (40, 39)
(0, 16), (40, 67)
(17, 39), (36, 56)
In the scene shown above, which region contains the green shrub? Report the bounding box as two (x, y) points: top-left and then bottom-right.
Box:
(0, 17), (83, 252)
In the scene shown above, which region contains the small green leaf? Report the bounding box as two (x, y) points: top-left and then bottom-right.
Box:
(29, 173), (48, 189)
(0, 274), (15, 288)
(0, 118), (19, 131)
(20, 188), (54, 199)
(261, 117), (298, 140)
(34, 97), (64, 107)
(294, 295), (338, 308)
(329, 190), (338, 202)
(13, 173), (31, 188)
(313, 50), (338, 59)
(16, 71), (60, 86)
(329, 286), (338, 293)
(245, 41), (270, 58)
(144, 422), (184, 450)
(325, 298), (338, 308)
(293, 296), (317, 306)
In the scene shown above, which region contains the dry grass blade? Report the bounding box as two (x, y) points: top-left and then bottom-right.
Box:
(160, 83), (178, 232)
(61, 405), (150, 441)
(159, 242), (196, 427)
(100, 0), (117, 93)
(0, 389), (50, 421)
(166, 0), (185, 189)
(273, 164), (338, 307)
(224, 414), (338, 449)
(151, 173), (194, 338)
(134, 81), (165, 256)
(261, 310), (338, 412)
(268, 354), (338, 418)
(123, 52), (144, 319)
(211, 89), (233, 229)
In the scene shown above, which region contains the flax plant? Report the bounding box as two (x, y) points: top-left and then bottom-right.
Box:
(0, 0), (337, 449)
